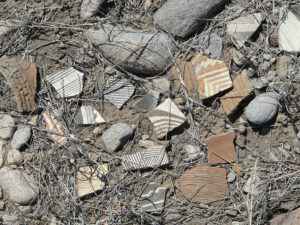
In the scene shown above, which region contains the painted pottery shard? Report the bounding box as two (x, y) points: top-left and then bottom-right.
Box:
(227, 13), (263, 48)
(135, 90), (160, 111)
(0, 56), (37, 112)
(103, 76), (135, 109)
(269, 207), (300, 225)
(139, 182), (166, 213)
(206, 131), (236, 164)
(147, 98), (186, 139)
(74, 105), (105, 125)
(122, 145), (169, 171)
(191, 54), (232, 99)
(178, 165), (229, 204)
(45, 67), (84, 98)
(42, 107), (67, 146)
(221, 74), (253, 116)
(75, 164), (108, 198)
(279, 6), (300, 52)
(80, 0), (105, 20)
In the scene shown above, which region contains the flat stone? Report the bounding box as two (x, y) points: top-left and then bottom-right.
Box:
(85, 24), (176, 76)
(153, 0), (227, 38)
(0, 115), (16, 140)
(75, 164), (108, 198)
(251, 77), (269, 89)
(135, 90), (160, 111)
(206, 131), (237, 164)
(45, 67), (84, 98)
(227, 172), (236, 183)
(227, 13), (263, 48)
(269, 207), (300, 225)
(6, 150), (23, 166)
(184, 144), (202, 160)
(221, 74), (253, 116)
(122, 145), (169, 171)
(139, 182), (166, 213)
(245, 92), (280, 125)
(178, 165), (229, 204)
(0, 167), (38, 205)
(80, 0), (105, 20)
(11, 126), (31, 150)
(279, 6), (300, 52)
(101, 123), (133, 152)
(74, 105), (105, 125)
(277, 55), (293, 81)
(191, 54), (232, 99)
(147, 98), (186, 139)
(152, 77), (170, 93)
(0, 56), (37, 112)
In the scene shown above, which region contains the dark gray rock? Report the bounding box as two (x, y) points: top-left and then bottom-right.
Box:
(154, 0), (227, 38)
(136, 90), (160, 111)
(85, 25), (176, 76)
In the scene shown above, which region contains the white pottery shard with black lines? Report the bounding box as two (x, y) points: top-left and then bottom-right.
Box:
(74, 105), (105, 125)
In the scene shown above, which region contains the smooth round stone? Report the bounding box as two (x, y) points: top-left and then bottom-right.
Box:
(238, 125), (246, 135)
(6, 150), (23, 166)
(0, 115), (16, 140)
(245, 93), (280, 125)
(227, 172), (236, 183)
(11, 126), (31, 150)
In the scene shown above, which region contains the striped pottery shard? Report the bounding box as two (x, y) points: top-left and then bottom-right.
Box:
(42, 107), (67, 146)
(147, 98), (186, 139)
(45, 67), (84, 98)
(74, 105), (105, 125)
(80, 0), (105, 20)
(122, 145), (169, 171)
(135, 90), (160, 111)
(178, 165), (229, 204)
(103, 76), (135, 109)
(220, 74), (253, 116)
(227, 13), (263, 48)
(206, 131), (236, 164)
(75, 164), (108, 198)
(139, 182), (166, 213)
(0, 56), (37, 112)
(191, 54), (232, 99)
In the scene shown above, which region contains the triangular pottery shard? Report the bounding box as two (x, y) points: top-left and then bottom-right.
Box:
(135, 90), (160, 111)
(42, 107), (67, 146)
(191, 54), (232, 99)
(178, 165), (229, 204)
(0, 56), (37, 112)
(147, 98), (186, 139)
(221, 74), (253, 116)
(75, 164), (108, 198)
(45, 67), (84, 98)
(74, 105), (105, 125)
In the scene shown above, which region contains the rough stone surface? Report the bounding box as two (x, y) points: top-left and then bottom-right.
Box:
(101, 123), (133, 152)
(153, 0), (227, 38)
(85, 25), (176, 76)
(0, 114), (16, 140)
(11, 126), (31, 149)
(6, 149), (23, 166)
(80, 0), (105, 20)
(0, 167), (38, 205)
(245, 92), (280, 125)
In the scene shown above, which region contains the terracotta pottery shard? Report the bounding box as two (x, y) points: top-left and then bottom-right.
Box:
(220, 74), (253, 116)
(147, 98), (186, 139)
(178, 165), (229, 204)
(122, 145), (169, 171)
(206, 131), (236, 164)
(75, 164), (108, 198)
(0, 56), (37, 112)
(191, 54), (232, 99)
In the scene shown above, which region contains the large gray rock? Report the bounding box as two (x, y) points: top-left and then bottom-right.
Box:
(101, 123), (133, 152)
(245, 93), (280, 125)
(0, 115), (16, 140)
(153, 0), (227, 38)
(85, 25), (176, 76)
(0, 167), (38, 205)
(11, 126), (31, 149)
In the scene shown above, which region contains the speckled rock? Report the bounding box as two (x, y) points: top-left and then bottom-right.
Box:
(11, 126), (31, 150)
(0, 115), (16, 140)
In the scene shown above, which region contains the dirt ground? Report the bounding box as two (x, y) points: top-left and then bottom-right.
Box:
(0, 0), (299, 224)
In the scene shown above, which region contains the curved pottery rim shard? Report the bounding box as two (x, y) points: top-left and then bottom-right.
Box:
(80, 0), (106, 20)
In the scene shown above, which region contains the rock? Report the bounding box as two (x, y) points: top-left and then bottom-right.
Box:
(277, 55), (293, 81)
(80, 0), (105, 20)
(238, 148), (247, 158)
(251, 77), (269, 89)
(0, 114), (16, 140)
(269, 207), (300, 225)
(165, 214), (182, 222)
(238, 125), (247, 135)
(263, 54), (272, 61)
(269, 31), (279, 47)
(291, 138), (300, 154)
(0, 167), (38, 205)
(153, 0), (227, 38)
(6, 150), (23, 166)
(153, 77), (170, 93)
(92, 126), (103, 136)
(199, 33), (223, 58)
(279, 6), (300, 52)
(235, 135), (246, 148)
(227, 172), (236, 183)
(11, 126), (31, 149)
(266, 71), (277, 82)
(230, 49), (245, 66)
(0, 200), (4, 210)
(245, 92), (280, 125)
(138, 140), (156, 149)
(74, 105), (105, 125)
(0, 213), (19, 224)
(101, 123), (133, 152)
(175, 97), (186, 105)
(85, 25), (176, 76)
(184, 144), (202, 160)
(135, 90), (160, 111)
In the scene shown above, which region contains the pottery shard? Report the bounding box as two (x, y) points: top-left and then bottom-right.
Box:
(0, 56), (37, 112)
(221, 74), (253, 116)
(80, 0), (105, 20)
(269, 207), (300, 225)
(206, 131), (237, 164)
(178, 165), (229, 204)
(85, 24), (176, 76)
(191, 54), (232, 99)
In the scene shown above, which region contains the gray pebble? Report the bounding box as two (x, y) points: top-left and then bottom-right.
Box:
(6, 150), (23, 166)
(266, 71), (277, 82)
(251, 77), (269, 90)
(238, 148), (247, 158)
(11, 126), (31, 150)
(0, 115), (16, 140)
(227, 172), (236, 183)
(165, 213), (182, 222)
(238, 125), (246, 135)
